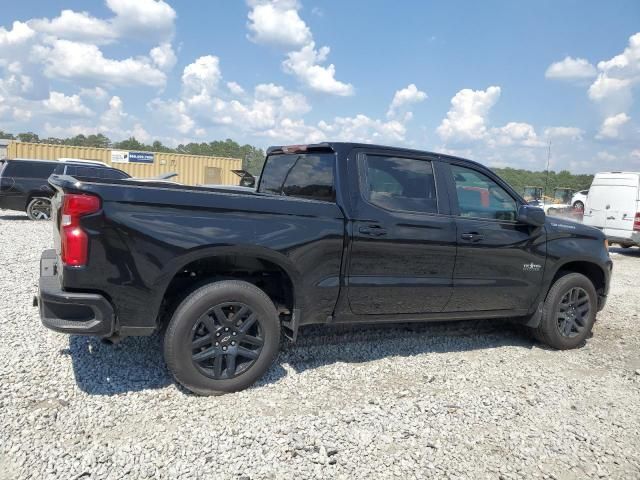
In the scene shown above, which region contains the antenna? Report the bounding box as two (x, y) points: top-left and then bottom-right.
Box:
(544, 140), (551, 199)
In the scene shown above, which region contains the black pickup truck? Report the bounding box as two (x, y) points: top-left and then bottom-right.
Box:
(37, 143), (612, 395)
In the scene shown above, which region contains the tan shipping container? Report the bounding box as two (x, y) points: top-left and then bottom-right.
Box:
(7, 141), (243, 186)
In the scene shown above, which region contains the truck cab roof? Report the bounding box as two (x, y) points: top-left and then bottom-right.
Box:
(266, 142), (489, 171)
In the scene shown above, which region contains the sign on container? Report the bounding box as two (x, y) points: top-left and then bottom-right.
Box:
(111, 151), (155, 164)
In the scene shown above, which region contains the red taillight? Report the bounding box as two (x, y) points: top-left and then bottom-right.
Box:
(61, 194), (101, 267)
(634, 213), (640, 232)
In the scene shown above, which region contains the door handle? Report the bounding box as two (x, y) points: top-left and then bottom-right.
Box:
(359, 225), (387, 236)
(606, 216), (615, 220)
(461, 232), (484, 242)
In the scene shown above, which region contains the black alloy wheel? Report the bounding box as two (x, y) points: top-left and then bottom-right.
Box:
(556, 287), (591, 338)
(191, 302), (264, 380)
(530, 272), (597, 350)
(164, 280), (281, 395)
(27, 198), (51, 220)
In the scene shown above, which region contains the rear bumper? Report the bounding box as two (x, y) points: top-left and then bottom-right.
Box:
(37, 249), (115, 336)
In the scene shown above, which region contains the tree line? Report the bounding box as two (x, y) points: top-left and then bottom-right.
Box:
(0, 130), (266, 175)
(1, 129), (594, 190)
(493, 167), (593, 198)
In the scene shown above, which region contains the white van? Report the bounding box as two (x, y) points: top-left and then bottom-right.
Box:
(583, 172), (640, 247)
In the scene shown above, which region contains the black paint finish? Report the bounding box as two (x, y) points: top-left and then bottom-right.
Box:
(41, 142), (612, 338)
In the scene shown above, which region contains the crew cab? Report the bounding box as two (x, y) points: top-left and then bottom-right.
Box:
(36, 143), (612, 395)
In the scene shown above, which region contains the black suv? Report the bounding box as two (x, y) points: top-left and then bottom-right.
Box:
(0, 159), (129, 220)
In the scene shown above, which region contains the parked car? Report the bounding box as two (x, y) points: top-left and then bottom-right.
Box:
(36, 142), (612, 395)
(0, 158), (131, 220)
(571, 189), (589, 211)
(583, 172), (640, 247)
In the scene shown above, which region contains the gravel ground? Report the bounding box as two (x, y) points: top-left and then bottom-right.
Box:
(1, 208), (639, 480)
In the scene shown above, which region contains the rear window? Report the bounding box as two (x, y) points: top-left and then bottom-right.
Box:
(5, 161), (56, 179)
(258, 153), (335, 202)
(102, 168), (130, 180)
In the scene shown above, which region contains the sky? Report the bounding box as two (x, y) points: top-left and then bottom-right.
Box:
(0, 0), (639, 173)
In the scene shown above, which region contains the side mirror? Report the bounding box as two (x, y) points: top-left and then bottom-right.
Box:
(517, 204), (545, 227)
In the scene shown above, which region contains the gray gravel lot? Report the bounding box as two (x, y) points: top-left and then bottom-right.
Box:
(1, 208), (639, 479)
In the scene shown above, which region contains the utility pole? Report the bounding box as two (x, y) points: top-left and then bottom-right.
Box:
(544, 140), (552, 199)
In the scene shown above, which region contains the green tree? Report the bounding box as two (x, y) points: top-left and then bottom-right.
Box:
(17, 132), (39, 143)
(113, 137), (149, 151)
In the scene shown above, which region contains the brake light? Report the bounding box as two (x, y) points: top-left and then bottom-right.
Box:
(634, 213), (640, 232)
(281, 144), (308, 154)
(61, 194), (101, 266)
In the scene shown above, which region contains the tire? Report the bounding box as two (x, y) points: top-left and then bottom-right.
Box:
(164, 280), (281, 395)
(573, 201), (584, 211)
(26, 197), (51, 220)
(531, 273), (597, 350)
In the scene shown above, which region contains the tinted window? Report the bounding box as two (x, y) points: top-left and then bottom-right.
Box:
(259, 153), (335, 202)
(6, 161), (56, 179)
(451, 165), (517, 221)
(362, 155), (438, 214)
(101, 169), (130, 180)
(66, 166), (102, 178)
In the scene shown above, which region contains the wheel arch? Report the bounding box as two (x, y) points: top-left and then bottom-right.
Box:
(155, 245), (302, 330)
(549, 260), (606, 296)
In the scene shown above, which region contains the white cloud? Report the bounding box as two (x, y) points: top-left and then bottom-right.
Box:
(227, 81), (245, 96)
(0, 62), (33, 96)
(318, 115), (405, 143)
(43, 91), (93, 117)
(106, 0), (176, 42)
(247, 0), (311, 48)
(32, 38), (167, 88)
(436, 86), (501, 142)
(0, 21), (35, 47)
(597, 32), (640, 82)
(387, 84), (427, 118)
(150, 42), (177, 71)
(247, 0), (353, 96)
(543, 126), (584, 140)
(488, 122), (544, 147)
(28, 0), (175, 44)
(182, 55), (222, 98)
(283, 42), (354, 96)
(131, 123), (152, 143)
(545, 56), (596, 80)
(148, 99), (195, 134)
(587, 32), (640, 112)
(596, 113), (630, 139)
(588, 74), (632, 104)
(29, 10), (117, 45)
(79, 86), (108, 100)
(631, 149), (640, 161)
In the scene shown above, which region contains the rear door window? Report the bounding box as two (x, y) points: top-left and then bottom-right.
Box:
(6, 161), (56, 179)
(361, 155), (438, 214)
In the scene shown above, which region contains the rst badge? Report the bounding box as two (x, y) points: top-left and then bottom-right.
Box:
(523, 263), (542, 272)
